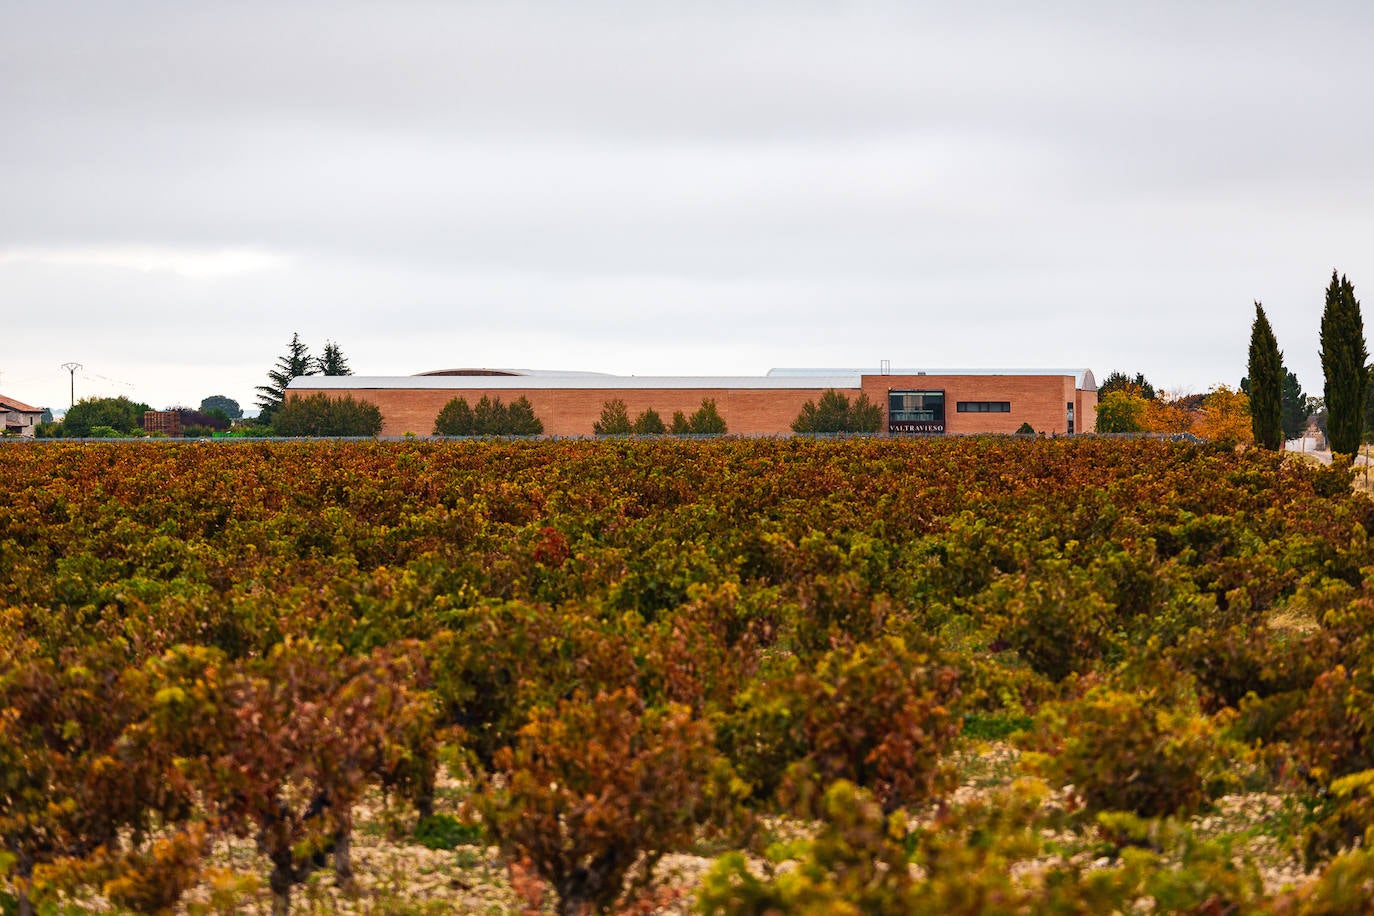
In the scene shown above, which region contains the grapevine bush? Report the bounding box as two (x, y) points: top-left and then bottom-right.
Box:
(3, 437), (1374, 910)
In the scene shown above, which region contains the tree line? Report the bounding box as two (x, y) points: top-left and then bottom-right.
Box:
(1243, 271), (1367, 455)
(34, 334), (375, 439)
(1098, 270), (1370, 455)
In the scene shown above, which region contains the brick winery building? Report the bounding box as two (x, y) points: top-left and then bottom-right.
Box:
(288, 368), (1099, 438)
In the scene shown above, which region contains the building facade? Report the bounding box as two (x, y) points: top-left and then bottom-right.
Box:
(0, 395), (44, 437)
(289, 368), (1098, 438)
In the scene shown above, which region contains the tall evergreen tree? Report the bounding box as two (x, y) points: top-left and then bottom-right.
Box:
(1320, 271), (1369, 456)
(256, 333), (317, 423)
(1281, 370), (1310, 441)
(1247, 302), (1283, 450)
(319, 340), (352, 376)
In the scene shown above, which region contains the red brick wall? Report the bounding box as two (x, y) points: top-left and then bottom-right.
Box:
(292, 374), (1091, 437)
(860, 375), (1079, 435)
(290, 386), (833, 437)
(1076, 387), (1098, 434)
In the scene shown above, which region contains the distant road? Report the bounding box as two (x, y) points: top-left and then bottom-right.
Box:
(1300, 449), (1372, 467)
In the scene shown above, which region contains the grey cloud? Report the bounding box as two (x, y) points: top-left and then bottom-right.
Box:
(4, 1), (1374, 411)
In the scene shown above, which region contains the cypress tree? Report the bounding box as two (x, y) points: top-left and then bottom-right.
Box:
(1320, 271), (1369, 456)
(1281, 370), (1310, 441)
(1247, 302), (1283, 449)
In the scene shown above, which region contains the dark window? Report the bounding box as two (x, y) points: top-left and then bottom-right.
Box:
(956, 401), (1011, 413)
(888, 389), (945, 434)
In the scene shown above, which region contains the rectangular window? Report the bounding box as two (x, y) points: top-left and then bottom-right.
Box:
(956, 401), (1011, 413)
(1067, 401), (1075, 435)
(888, 390), (945, 434)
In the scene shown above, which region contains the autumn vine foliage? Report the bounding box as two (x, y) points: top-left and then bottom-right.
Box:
(477, 688), (728, 916)
(5, 437), (1374, 910)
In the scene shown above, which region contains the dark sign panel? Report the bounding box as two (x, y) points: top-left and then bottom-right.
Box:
(888, 390), (945, 436)
(890, 421), (945, 435)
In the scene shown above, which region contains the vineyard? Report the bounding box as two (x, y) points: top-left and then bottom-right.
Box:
(5, 437), (1374, 914)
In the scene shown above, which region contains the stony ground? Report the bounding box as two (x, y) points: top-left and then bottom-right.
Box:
(35, 740), (1321, 915)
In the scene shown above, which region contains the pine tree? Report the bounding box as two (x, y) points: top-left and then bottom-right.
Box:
(686, 398), (727, 434)
(256, 333), (317, 423)
(593, 400), (633, 435)
(1247, 302), (1283, 450)
(473, 396), (509, 435)
(505, 396), (544, 435)
(1320, 271), (1369, 456)
(632, 409), (666, 435)
(319, 341), (352, 376)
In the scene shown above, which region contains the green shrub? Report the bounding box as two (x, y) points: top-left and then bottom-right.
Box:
(1269, 664), (1374, 783)
(980, 560), (1115, 681)
(791, 389), (882, 434)
(593, 399), (633, 435)
(632, 408), (666, 434)
(504, 396), (543, 435)
(697, 781), (918, 914)
(61, 395), (152, 437)
(434, 395), (543, 436)
(433, 397), (476, 435)
(1170, 624), (1336, 712)
(1023, 686), (1235, 817)
(1278, 843), (1374, 914)
(668, 398), (728, 435)
(273, 393), (383, 436)
(724, 637), (961, 813)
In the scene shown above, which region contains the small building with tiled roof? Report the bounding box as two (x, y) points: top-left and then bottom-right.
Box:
(0, 394), (45, 438)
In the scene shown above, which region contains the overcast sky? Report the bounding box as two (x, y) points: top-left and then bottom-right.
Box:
(4, 1), (1374, 413)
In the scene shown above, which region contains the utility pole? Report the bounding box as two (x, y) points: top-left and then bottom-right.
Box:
(61, 362), (82, 408)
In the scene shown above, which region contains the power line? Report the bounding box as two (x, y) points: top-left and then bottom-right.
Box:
(79, 371), (136, 390)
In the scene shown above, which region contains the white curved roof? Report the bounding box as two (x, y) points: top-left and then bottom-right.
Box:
(768, 367), (1098, 389)
(292, 373), (861, 391)
(289, 367), (1096, 391)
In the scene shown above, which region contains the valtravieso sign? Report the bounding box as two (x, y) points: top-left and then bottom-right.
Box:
(888, 390), (945, 436)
